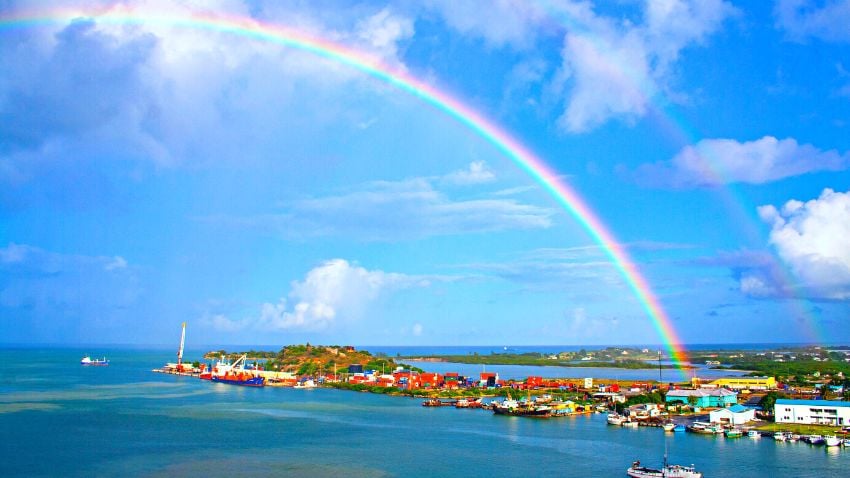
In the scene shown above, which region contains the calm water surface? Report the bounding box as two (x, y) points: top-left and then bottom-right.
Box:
(1, 348), (846, 477)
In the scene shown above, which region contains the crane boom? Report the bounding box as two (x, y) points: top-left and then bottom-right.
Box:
(177, 322), (186, 365)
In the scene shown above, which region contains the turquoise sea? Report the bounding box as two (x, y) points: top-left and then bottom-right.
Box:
(1, 347), (848, 477)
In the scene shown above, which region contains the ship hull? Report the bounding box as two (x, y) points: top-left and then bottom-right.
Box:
(211, 376), (265, 387)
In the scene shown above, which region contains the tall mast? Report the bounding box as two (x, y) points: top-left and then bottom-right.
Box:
(177, 322), (186, 366)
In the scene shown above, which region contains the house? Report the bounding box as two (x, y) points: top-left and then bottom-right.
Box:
(709, 404), (756, 425)
(709, 376), (776, 391)
(774, 399), (850, 426)
(665, 388), (737, 408)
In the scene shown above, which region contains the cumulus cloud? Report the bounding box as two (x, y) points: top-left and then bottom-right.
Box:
(556, 0), (736, 132)
(636, 136), (849, 188)
(206, 259), (429, 332)
(0, 0), (417, 185)
(758, 189), (850, 300)
(775, 0), (850, 43)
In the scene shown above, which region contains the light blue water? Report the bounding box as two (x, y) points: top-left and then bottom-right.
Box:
(1, 348), (847, 477)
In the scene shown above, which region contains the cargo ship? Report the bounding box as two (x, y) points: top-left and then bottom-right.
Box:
(209, 353), (266, 387)
(80, 355), (109, 366)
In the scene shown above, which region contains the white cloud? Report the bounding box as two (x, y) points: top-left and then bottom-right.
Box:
(211, 174), (553, 241)
(425, 0), (546, 49)
(775, 0), (850, 43)
(636, 136), (849, 187)
(104, 256), (128, 271)
(759, 188), (850, 300)
(0, 1), (418, 180)
(442, 161), (496, 185)
(412, 323), (423, 336)
(206, 259), (429, 332)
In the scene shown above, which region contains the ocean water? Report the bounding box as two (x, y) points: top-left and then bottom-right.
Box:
(1, 348), (848, 477)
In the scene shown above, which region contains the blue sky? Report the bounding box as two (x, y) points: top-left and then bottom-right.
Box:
(1, 0), (849, 347)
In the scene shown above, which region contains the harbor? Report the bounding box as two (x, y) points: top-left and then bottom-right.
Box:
(4, 346), (850, 478)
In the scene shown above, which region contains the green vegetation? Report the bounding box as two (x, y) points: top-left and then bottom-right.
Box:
(613, 390), (666, 413)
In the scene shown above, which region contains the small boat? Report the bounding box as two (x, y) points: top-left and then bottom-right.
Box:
(824, 435), (842, 447)
(608, 413), (627, 426)
(422, 398), (454, 407)
(663, 422), (676, 432)
(805, 435), (824, 445)
(747, 430), (761, 438)
(673, 424), (686, 433)
(724, 428), (743, 438)
(622, 420), (639, 428)
(687, 422), (717, 435)
(626, 457), (702, 478)
(80, 356), (109, 366)
(773, 431), (788, 442)
(455, 397), (483, 409)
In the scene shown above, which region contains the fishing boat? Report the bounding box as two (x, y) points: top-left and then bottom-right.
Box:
(724, 428), (743, 438)
(805, 435), (824, 445)
(687, 422), (718, 435)
(608, 413), (627, 426)
(747, 430), (761, 438)
(673, 424), (686, 433)
(80, 355), (109, 366)
(492, 401), (552, 417)
(824, 435), (842, 447)
(626, 457), (702, 478)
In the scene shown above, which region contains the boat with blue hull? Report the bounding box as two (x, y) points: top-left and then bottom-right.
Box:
(212, 375), (265, 387)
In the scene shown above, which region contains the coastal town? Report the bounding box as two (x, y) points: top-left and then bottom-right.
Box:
(150, 326), (850, 448)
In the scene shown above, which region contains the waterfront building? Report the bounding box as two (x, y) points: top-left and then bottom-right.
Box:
(709, 404), (756, 425)
(665, 388), (737, 408)
(774, 399), (850, 426)
(708, 376), (776, 390)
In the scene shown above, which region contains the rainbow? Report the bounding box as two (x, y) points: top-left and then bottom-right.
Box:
(0, 7), (691, 368)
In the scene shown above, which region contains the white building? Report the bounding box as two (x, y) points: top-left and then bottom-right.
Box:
(709, 404), (755, 426)
(774, 399), (850, 426)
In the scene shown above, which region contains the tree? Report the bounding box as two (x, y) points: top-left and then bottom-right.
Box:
(758, 391), (784, 416)
(687, 395), (699, 409)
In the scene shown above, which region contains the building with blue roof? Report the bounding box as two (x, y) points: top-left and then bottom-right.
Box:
(775, 399), (850, 426)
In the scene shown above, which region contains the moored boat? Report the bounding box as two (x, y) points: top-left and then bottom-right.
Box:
(211, 374), (265, 387)
(747, 430), (761, 438)
(724, 428), (743, 438)
(663, 422), (676, 432)
(80, 355), (109, 366)
(824, 435), (842, 447)
(687, 422), (718, 435)
(607, 413), (627, 426)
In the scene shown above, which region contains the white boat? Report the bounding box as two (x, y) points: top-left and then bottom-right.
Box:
(80, 355), (109, 366)
(747, 430), (761, 438)
(663, 422), (676, 432)
(627, 457), (702, 478)
(824, 435), (842, 447)
(622, 420), (639, 428)
(607, 413), (627, 426)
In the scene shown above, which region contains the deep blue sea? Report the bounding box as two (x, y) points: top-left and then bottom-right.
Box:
(1, 347), (848, 477)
